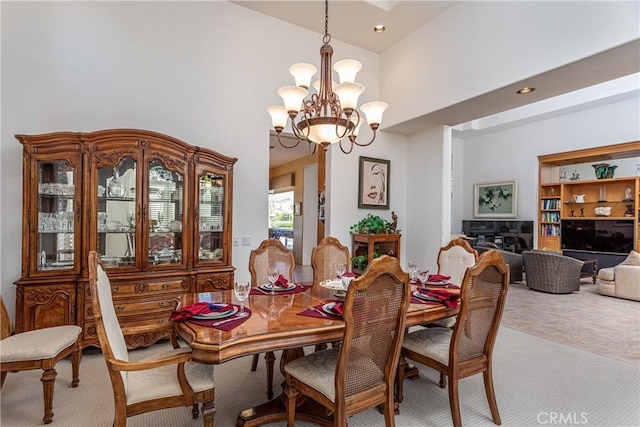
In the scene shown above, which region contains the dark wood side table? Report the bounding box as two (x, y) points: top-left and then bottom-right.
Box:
(578, 258), (599, 283)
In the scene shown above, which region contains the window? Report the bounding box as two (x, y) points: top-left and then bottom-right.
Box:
(269, 191), (294, 249)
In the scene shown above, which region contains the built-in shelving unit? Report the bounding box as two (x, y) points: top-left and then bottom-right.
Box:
(537, 141), (640, 253)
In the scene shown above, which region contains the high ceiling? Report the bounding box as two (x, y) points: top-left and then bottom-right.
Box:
(231, 1), (455, 54)
(233, 1), (639, 168)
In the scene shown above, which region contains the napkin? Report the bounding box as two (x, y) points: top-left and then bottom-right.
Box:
(331, 301), (344, 315)
(170, 302), (232, 321)
(424, 289), (459, 308)
(274, 274), (289, 287)
(340, 272), (359, 278)
(428, 274), (451, 282)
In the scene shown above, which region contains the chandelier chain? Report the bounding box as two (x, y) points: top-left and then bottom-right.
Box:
(323, 0), (331, 44)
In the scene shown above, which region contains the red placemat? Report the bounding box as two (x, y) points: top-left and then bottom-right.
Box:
(185, 305), (252, 331)
(250, 284), (310, 296)
(297, 303), (343, 320)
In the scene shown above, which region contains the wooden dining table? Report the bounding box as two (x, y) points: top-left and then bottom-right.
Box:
(174, 281), (458, 427)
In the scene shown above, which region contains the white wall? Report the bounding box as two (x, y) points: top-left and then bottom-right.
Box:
(0, 1), (389, 319)
(456, 97), (640, 245)
(381, 1), (640, 127)
(402, 126), (451, 273)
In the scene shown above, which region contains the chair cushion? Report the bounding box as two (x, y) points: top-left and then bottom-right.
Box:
(439, 246), (477, 285)
(597, 267), (615, 282)
(0, 325), (81, 363)
(126, 347), (214, 405)
(402, 327), (452, 366)
(285, 348), (339, 402)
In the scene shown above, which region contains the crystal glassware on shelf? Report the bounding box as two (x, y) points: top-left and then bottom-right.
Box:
(234, 281), (250, 317)
(108, 167), (126, 198)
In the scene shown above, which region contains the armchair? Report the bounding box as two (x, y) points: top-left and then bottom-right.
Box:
(475, 243), (523, 283)
(522, 250), (583, 294)
(597, 251), (640, 301)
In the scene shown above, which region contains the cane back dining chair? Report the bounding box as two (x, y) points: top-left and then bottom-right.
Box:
(311, 236), (351, 351)
(0, 295), (82, 424)
(284, 255), (411, 427)
(87, 251), (215, 427)
(399, 249), (509, 427)
(311, 236), (351, 281)
(248, 238), (296, 400)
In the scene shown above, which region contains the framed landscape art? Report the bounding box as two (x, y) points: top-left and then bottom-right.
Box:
(474, 180), (517, 218)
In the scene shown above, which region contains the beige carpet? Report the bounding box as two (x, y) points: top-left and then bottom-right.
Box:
(1, 278), (639, 427)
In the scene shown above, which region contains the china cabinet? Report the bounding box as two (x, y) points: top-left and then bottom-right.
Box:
(16, 129), (237, 349)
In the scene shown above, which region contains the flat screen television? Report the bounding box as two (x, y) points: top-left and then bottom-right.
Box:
(561, 219), (634, 254)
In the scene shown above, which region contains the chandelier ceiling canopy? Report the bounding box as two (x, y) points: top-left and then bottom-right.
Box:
(267, 0), (388, 154)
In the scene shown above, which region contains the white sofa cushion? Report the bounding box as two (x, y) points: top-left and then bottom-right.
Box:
(597, 267), (615, 282)
(620, 250), (640, 266)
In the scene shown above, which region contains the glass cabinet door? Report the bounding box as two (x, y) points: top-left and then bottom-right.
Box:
(197, 172), (226, 263)
(147, 160), (185, 267)
(96, 157), (137, 268)
(36, 159), (80, 272)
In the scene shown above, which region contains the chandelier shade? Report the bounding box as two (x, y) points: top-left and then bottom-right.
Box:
(267, 0), (387, 154)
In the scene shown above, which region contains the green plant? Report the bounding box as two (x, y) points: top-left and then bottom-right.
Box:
(349, 214), (394, 234)
(351, 245), (382, 271)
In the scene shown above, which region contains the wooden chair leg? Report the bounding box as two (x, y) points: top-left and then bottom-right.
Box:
(284, 381), (298, 427)
(439, 372), (447, 388)
(383, 392), (396, 427)
(192, 403), (199, 419)
(483, 367), (502, 425)
(265, 351), (276, 400)
(201, 399), (216, 427)
(71, 344), (81, 388)
(448, 377), (462, 427)
(41, 368), (57, 424)
(251, 353), (259, 371)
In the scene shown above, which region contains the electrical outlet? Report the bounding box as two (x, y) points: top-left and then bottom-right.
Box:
(233, 236), (240, 246)
(242, 236), (252, 246)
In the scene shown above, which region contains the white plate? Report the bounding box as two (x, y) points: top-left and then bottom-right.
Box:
(322, 302), (342, 316)
(259, 283), (296, 292)
(412, 291), (441, 302)
(192, 306), (238, 320)
(319, 279), (344, 290)
(424, 280), (449, 286)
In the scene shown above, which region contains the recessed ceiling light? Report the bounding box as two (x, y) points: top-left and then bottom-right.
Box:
(374, 25), (386, 33)
(517, 87), (536, 94)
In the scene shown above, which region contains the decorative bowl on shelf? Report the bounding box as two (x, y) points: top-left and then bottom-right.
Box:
(105, 220), (121, 231)
(594, 207), (611, 217)
(169, 220), (182, 232)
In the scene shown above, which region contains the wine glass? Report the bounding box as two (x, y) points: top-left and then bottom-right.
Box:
(234, 281), (250, 317)
(335, 263), (346, 279)
(407, 262), (418, 281)
(419, 270), (430, 285)
(268, 267), (279, 295)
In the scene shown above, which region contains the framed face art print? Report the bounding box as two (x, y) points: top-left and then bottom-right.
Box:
(358, 156), (390, 209)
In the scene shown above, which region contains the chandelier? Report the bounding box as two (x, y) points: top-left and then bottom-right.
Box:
(267, 0), (388, 154)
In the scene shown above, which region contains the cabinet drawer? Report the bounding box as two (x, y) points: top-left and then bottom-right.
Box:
(110, 277), (190, 298)
(196, 272), (232, 292)
(112, 299), (178, 316)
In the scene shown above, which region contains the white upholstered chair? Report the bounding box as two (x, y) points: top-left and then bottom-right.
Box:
(597, 250), (640, 301)
(0, 295), (82, 424)
(88, 251), (215, 427)
(432, 238), (479, 329)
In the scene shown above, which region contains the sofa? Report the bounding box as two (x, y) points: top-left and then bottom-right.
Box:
(521, 250), (583, 294)
(474, 243), (523, 283)
(597, 251), (640, 301)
